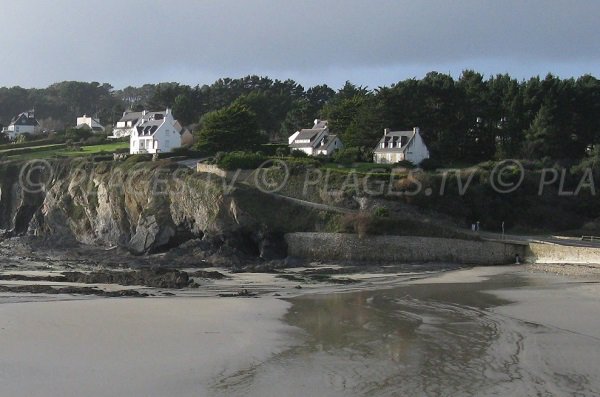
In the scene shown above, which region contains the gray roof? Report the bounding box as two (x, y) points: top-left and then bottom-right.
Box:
(136, 119), (164, 136)
(374, 130), (415, 153)
(118, 111), (143, 123)
(290, 142), (313, 148)
(10, 111), (39, 127)
(118, 111), (167, 134)
(295, 128), (322, 141)
(319, 134), (339, 151)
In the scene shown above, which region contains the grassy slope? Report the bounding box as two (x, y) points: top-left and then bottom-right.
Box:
(3, 142), (129, 160)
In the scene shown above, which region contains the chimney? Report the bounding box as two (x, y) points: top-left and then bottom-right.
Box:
(384, 128), (390, 136)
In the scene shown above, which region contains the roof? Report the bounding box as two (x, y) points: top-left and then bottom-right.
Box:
(374, 130), (416, 153)
(314, 120), (328, 129)
(319, 134), (339, 151)
(10, 111), (39, 127)
(118, 111), (143, 122)
(295, 129), (322, 141)
(136, 119), (164, 136)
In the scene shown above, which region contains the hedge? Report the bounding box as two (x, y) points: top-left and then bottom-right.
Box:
(217, 151), (268, 170)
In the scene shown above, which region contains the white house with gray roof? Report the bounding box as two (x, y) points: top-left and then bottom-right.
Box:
(129, 109), (182, 154)
(373, 127), (429, 164)
(288, 119), (343, 157)
(2, 110), (40, 139)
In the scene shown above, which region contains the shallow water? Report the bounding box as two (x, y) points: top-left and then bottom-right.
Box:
(212, 270), (600, 396)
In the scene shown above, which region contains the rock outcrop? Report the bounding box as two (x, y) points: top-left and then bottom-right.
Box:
(0, 158), (336, 262)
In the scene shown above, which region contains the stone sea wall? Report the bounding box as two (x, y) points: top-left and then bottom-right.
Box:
(285, 233), (528, 265)
(527, 242), (600, 265)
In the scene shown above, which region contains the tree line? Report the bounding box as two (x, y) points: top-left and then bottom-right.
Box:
(0, 71), (599, 163)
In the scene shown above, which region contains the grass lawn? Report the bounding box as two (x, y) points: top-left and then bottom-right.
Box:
(0, 143), (66, 155)
(4, 142), (129, 160)
(321, 162), (397, 174)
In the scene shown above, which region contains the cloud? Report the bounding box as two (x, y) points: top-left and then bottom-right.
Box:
(0, 0), (598, 88)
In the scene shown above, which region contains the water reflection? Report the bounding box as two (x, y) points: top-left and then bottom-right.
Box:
(212, 273), (599, 396)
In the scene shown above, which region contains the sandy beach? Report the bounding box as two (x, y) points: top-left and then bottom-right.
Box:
(1, 265), (599, 396)
(0, 297), (296, 397)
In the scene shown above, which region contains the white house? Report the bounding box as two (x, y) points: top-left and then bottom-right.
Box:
(129, 109), (183, 154)
(288, 119), (343, 157)
(2, 110), (40, 139)
(76, 115), (105, 133)
(110, 111), (143, 138)
(373, 127), (429, 164)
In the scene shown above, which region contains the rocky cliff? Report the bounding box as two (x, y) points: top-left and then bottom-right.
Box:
(0, 158), (337, 261)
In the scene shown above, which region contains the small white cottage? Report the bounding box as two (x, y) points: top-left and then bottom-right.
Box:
(373, 127), (429, 164)
(76, 115), (105, 133)
(129, 109), (182, 154)
(288, 119), (343, 157)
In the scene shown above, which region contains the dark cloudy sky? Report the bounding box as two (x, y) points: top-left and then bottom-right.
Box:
(0, 0), (598, 89)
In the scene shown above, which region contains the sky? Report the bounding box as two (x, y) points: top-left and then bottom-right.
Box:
(0, 0), (598, 90)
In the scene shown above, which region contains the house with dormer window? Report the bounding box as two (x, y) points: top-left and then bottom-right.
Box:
(129, 108), (183, 154)
(110, 111), (143, 138)
(373, 127), (429, 164)
(288, 119), (343, 157)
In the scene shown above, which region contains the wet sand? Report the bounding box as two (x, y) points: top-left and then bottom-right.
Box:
(216, 266), (600, 396)
(1, 266), (599, 396)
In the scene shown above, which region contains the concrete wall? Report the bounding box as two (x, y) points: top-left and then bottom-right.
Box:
(527, 242), (600, 264)
(285, 233), (527, 265)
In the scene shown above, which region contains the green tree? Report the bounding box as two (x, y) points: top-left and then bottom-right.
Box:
(195, 103), (265, 154)
(65, 127), (92, 142)
(523, 101), (563, 159)
(172, 94), (195, 125)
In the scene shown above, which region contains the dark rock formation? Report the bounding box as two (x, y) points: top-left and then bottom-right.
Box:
(0, 159), (336, 265)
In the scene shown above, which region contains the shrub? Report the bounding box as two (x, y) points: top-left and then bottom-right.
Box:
(65, 127), (91, 142)
(14, 134), (30, 144)
(121, 154), (152, 168)
(213, 151), (227, 164)
(216, 151), (267, 170)
(333, 147), (361, 164)
(419, 158), (443, 171)
(291, 150), (308, 158)
(171, 146), (190, 156)
(84, 135), (108, 146)
(373, 207), (389, 217)
(394, 159), (415, 169)
(283, 157), (321, 169)
(275, 147), (289, 157)
(260, 143), (288, 156)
